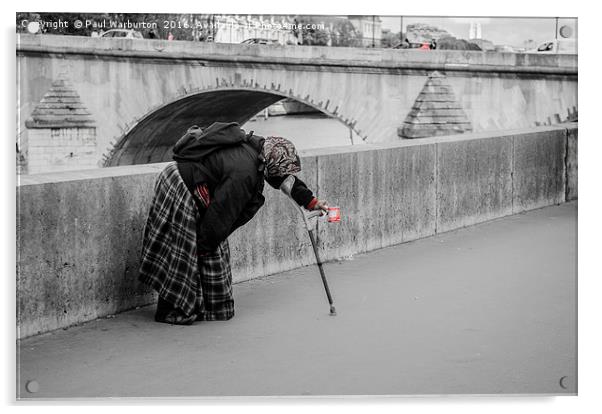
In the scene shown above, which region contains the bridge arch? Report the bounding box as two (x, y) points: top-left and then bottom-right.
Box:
(103, 86), (363, 167)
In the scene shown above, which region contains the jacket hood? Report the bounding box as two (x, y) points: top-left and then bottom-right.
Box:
(172, 122), (249, 162)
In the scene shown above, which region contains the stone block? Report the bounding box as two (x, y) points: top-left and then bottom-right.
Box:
(17, 171), (157, 337)
(316, 144), (437, 262)
(436, 136), (513, 233)
(566, 126), (578, 201)
(512, 129), (566, 212)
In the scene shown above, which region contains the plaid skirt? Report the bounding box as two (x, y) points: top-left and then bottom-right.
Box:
(196, 240), (235, 321)
(139, 162), (234, 321)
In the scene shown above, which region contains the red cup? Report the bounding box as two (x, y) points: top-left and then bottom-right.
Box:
(327, 207), (341, 223)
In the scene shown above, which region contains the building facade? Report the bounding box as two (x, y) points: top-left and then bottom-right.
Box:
(348, 15), (382, 47)
(212, 15), (299, 45)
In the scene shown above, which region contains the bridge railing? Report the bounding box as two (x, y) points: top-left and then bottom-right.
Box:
(17, 124), (577, 338)
(17, 34), (577, 76)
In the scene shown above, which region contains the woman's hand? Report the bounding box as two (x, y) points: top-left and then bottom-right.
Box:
(306, 197), (329, 215)
(314, 199), (329, 216)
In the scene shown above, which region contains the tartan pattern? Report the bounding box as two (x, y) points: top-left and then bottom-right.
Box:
(139, 162), (235, 320)
(138, 162), (201, 317)
(196, 240), (235, 321)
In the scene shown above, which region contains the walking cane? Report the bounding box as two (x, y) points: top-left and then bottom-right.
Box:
(280, 175), (337, 316)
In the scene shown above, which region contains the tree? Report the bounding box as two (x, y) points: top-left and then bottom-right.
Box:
(292, 15), (363, 47)
(330, 19), (362, 47)
(437, 36), (482, 51)
(292, 16), (330, 46)
(380, 29), (402, 48)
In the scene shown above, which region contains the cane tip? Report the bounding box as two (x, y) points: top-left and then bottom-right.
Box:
(329, 306), (337, 316)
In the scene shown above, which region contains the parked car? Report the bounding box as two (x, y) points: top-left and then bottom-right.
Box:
(241, 38), (280, 45)
(532, 39), (577, 54)
(100, 29), (144, 39)
(495, 45), (517, 53)
(393, 41), (421, 49)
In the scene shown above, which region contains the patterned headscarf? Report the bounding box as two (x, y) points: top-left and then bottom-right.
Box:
(262, 136), (301, 178)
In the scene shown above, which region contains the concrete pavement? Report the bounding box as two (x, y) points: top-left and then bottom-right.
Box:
(17, 202), (577, 399)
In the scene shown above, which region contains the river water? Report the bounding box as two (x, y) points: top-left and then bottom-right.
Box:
(243, 113), (366, 151)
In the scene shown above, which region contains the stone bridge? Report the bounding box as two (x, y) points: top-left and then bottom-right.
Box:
(17, 34), (577, 167)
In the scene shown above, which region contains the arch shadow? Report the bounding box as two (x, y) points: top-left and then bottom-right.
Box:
(103, 87), (363, 167)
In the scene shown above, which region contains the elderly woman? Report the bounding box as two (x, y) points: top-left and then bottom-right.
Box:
(138, 122), (328, 325)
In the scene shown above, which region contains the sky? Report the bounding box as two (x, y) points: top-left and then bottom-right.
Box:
(379, 16), (577, 48)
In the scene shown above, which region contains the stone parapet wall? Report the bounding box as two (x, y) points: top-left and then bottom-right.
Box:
(17, 124), (577, 338)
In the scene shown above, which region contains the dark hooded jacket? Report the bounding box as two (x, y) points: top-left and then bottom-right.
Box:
(173, 122), (314, 253)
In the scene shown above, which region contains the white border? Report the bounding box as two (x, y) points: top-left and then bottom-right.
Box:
(4, 1), (598, 413)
